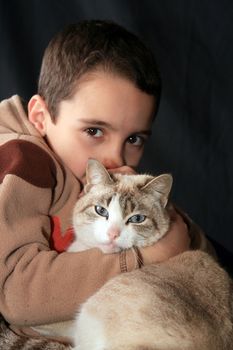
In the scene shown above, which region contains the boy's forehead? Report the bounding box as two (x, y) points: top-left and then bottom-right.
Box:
(58, 71), (156, 127)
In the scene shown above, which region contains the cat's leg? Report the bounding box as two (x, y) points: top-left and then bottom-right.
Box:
(67, 241), (89, 252)
(33, 320), (75, 339)
(72, 310), (107, 350)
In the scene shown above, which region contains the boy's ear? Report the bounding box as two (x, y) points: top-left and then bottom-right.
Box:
(28, 95), (51, 136)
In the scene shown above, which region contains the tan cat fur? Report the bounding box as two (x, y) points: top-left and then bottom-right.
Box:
(74, 250), (233, 350)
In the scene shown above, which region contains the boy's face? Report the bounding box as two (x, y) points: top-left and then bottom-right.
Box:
(29, 72), (155, 185)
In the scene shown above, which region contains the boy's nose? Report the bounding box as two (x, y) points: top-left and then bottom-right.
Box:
(102, 150), (125, 170)
(103, 159), (124, 170)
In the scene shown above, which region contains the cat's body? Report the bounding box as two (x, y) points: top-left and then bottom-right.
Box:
(74, 250), (233, 350)
(33, 160), (233, 350)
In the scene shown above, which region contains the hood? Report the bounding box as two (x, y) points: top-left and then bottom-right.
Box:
(0, 95), (41, 143)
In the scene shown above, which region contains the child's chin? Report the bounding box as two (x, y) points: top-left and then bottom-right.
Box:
(98, 244), (121, 254)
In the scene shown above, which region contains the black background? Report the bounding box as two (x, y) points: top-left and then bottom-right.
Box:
(0, 0), (232, 274)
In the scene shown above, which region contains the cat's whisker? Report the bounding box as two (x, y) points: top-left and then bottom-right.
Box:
(137, 254), (143, 267)
(137, 232), (148, 238)
(130, 247), (138, 268)
(130, 247), (144, 268)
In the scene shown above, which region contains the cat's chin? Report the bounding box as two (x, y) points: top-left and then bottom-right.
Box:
(98, 243), (121, 254)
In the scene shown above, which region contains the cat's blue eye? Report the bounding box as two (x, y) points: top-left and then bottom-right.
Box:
(127, 214), (146, 224)
(95, 205), (109, 219)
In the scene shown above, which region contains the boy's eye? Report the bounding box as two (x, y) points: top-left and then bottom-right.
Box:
(127, 135), (145, 146)
(85, 128), (103, 138)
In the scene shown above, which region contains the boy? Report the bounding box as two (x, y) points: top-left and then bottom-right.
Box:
(0, 20), (213, 342)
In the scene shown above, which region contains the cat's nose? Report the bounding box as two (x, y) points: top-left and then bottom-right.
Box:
(107, 227), (121, 241)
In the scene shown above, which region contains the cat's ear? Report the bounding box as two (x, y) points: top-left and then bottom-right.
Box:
(142, 174), (173, 207)
(85, 159), (113, 191)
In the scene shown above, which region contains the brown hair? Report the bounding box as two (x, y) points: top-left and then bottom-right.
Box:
(38, 20), (161, 120)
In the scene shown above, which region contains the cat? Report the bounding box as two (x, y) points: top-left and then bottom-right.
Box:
(69, 158), (173, 254)
(34, 160), (233, 350)
(69, 160), (233, 350)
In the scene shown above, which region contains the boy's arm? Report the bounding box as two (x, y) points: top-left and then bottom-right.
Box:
(174, 205), (217, 258)
(0, 183), (136, 326)
(0, 145), (204, 328)
(0, 141), (137, 326)
(139, 205), (216, 266)
(140, 207), (190, 265)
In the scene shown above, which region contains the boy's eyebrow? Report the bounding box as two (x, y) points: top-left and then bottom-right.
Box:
(78, 118), (152, 136)
(139, 130), (152, 136)
(78, 119), (115, 130)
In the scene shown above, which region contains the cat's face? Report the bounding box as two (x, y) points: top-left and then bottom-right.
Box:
(72, 160), (172, 253)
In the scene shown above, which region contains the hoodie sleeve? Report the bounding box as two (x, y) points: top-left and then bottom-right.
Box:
(0, 140), (137, 326)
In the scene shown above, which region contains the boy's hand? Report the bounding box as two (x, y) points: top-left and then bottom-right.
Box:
(140, 208), (190, 265)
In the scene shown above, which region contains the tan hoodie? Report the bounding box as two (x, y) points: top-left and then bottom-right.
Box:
(0, 95), (214, 339)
